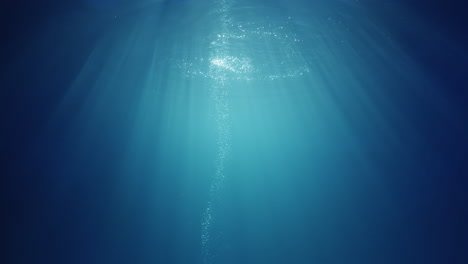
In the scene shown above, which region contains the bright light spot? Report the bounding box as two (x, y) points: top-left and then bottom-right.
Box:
(209, 56), (253, 74)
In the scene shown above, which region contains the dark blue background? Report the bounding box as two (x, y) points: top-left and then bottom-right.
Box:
(1, 0), (467, 263)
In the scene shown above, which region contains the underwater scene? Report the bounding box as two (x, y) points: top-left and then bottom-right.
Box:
(1, 0), (467, 263)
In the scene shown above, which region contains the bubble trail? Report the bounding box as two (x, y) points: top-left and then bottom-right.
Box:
(198, 1), (311, 262)
(201, 0), (234, 263)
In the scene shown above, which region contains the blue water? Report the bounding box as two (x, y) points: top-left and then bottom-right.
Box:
(1, 0), (467, 263)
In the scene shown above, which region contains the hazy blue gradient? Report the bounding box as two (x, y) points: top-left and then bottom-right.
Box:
(1, 0), (467, 264)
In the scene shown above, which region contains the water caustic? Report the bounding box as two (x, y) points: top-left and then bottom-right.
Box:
(173, 12), (309, 83)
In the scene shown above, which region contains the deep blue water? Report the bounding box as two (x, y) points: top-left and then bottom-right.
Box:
(1, 0), (467, 263)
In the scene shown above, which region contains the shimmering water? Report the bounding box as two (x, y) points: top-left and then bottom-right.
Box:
(1, 0), (467, 264)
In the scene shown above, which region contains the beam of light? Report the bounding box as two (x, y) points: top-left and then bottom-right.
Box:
(29, 0), (465, 263)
